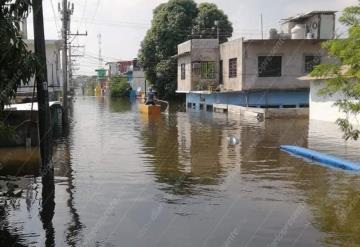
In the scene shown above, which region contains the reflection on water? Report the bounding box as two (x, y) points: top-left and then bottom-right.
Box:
(1, 96), (360, 246)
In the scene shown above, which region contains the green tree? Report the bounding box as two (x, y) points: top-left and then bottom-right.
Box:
(109, 76), (130, 98)
(192, 3), (233, 43)
(311, 4), (360, 140)
(139, 0), (233, 99)
(0, 0), (37, 110)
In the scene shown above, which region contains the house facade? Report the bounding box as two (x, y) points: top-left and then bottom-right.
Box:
(176, 11), (336, 112)
(16, 39), (63, 101)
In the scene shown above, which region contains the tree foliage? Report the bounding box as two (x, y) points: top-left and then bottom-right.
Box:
(192, 3), (233, 43)
(311, 3), (360, 140)
(0, 0), (37, 110)
(109, 76), (131, 98)
(139, 0), (233, 99)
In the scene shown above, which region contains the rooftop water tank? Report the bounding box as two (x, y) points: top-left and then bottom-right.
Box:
(269, 28), (278, 39)
(291, 24), (306, 39)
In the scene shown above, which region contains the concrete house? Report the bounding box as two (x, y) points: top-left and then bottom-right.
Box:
(299, 68), (360, 127)
(176, 11), (336, 115)
(15, 20), (63, 102)
(16, 39), (63, 101)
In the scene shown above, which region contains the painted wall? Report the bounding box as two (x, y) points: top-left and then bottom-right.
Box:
(310, 80), (359, 126)
(186, 90), (309, 110)
(177, 39), (219, 92)
(243, 40), (326, 91)
(220, 38), (243, 91)
(177, 55), (192, 92)
(18, 40), (63, 95)
(190, 39), (219, 90)
(131, 70), (146, 92)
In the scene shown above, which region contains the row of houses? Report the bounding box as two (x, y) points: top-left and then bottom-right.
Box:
(174, 10), (357, 125)
(105, 59), (146, 96)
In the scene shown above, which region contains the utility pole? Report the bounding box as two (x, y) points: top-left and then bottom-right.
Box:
(97, 33), (103, 69)
(68, 44), (85, 92)
(261, 13), (264, 40)
(59, 0), (73, 127)
(32, 0), (52, 169)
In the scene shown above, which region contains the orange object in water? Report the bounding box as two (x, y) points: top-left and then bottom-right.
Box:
(139, 104), (161, 115)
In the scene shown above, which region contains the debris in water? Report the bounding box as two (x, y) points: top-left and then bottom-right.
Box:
(227, 136), (240, 146)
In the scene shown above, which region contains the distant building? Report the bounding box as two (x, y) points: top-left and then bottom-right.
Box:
(106, 59), (146, 96)
(176, 11), (337, 113)
(106, 62), (120, 77)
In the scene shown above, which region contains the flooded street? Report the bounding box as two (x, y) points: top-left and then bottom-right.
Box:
(1, 96), (360, 247)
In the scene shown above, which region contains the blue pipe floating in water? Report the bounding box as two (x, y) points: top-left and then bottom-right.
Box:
(280, 145), (360, 171)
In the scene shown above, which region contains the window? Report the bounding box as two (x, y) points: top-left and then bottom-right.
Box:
(181, 64), (186, 80)
(258, 56), (282, 77)
(229, 58), (237, 78)
(219, 60), (223, 84)
(304, 55), (321, 73)
(200, 62), (215, 79)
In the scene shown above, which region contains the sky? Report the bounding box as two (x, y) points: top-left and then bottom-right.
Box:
(26, 0), (358, 76)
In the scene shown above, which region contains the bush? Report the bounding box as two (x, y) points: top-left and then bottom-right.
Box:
(109, 76), (130, 98)
(0, 121), (15, 142)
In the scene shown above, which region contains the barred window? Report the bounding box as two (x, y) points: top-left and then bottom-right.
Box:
(200, 62), (215, 79)
(181, 64), (186, 80)
(258, 56), (282, 77)
(229, 58), (237, 78)
(305, 55), (321, 73)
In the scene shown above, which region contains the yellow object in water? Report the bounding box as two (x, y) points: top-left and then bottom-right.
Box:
(139, 104), (161, 115)
(95, 84), (102, 97)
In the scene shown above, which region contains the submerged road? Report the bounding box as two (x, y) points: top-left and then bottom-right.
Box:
(1, 96), (360, 247)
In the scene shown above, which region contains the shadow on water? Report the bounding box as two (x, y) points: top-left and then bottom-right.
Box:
(41, 170), (55, 247)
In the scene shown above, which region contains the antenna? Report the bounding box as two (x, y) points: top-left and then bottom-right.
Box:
(97, 33), (103, 68)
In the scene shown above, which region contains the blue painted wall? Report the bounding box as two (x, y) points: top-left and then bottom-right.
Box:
(186, 90), (309, 111)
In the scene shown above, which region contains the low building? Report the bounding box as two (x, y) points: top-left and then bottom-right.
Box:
(16, 39), (63, 102)
(299, 70), (359, 127)
(176, 11), (336, 114)
(106, 62), (120, 77)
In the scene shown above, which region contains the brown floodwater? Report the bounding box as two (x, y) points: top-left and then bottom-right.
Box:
(1, 96), (360, 247)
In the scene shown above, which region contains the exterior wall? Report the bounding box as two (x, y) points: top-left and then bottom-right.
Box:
(177, 39), (219, 92)
(107, 62), (120, 76)
(310, 80), (359, 126)
(17, 40), (63, 96)
(177, 55), (192, 92)
(242, 40), (326, 91)
(119, 61), (132, 74)
(320, 14), (335, 40)
(220, 38), (243, 91)
(186, 90), (309, 111)
(178, 40), (191, 54)
(131, 70), (146, 91)
(190, 39), (219, 90)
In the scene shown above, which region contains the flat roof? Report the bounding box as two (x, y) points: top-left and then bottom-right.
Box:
(281, 11), (337, 23)
(4, 101), (61, 111)
(243, 38), (325, 43)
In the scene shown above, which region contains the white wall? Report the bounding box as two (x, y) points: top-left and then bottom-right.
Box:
(310, 80), (360, 127)
(220, 38), (243, 91)
(18, 40), (63, 95)
(131, 70), (146, 91)
(243, 40), (325, 91)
